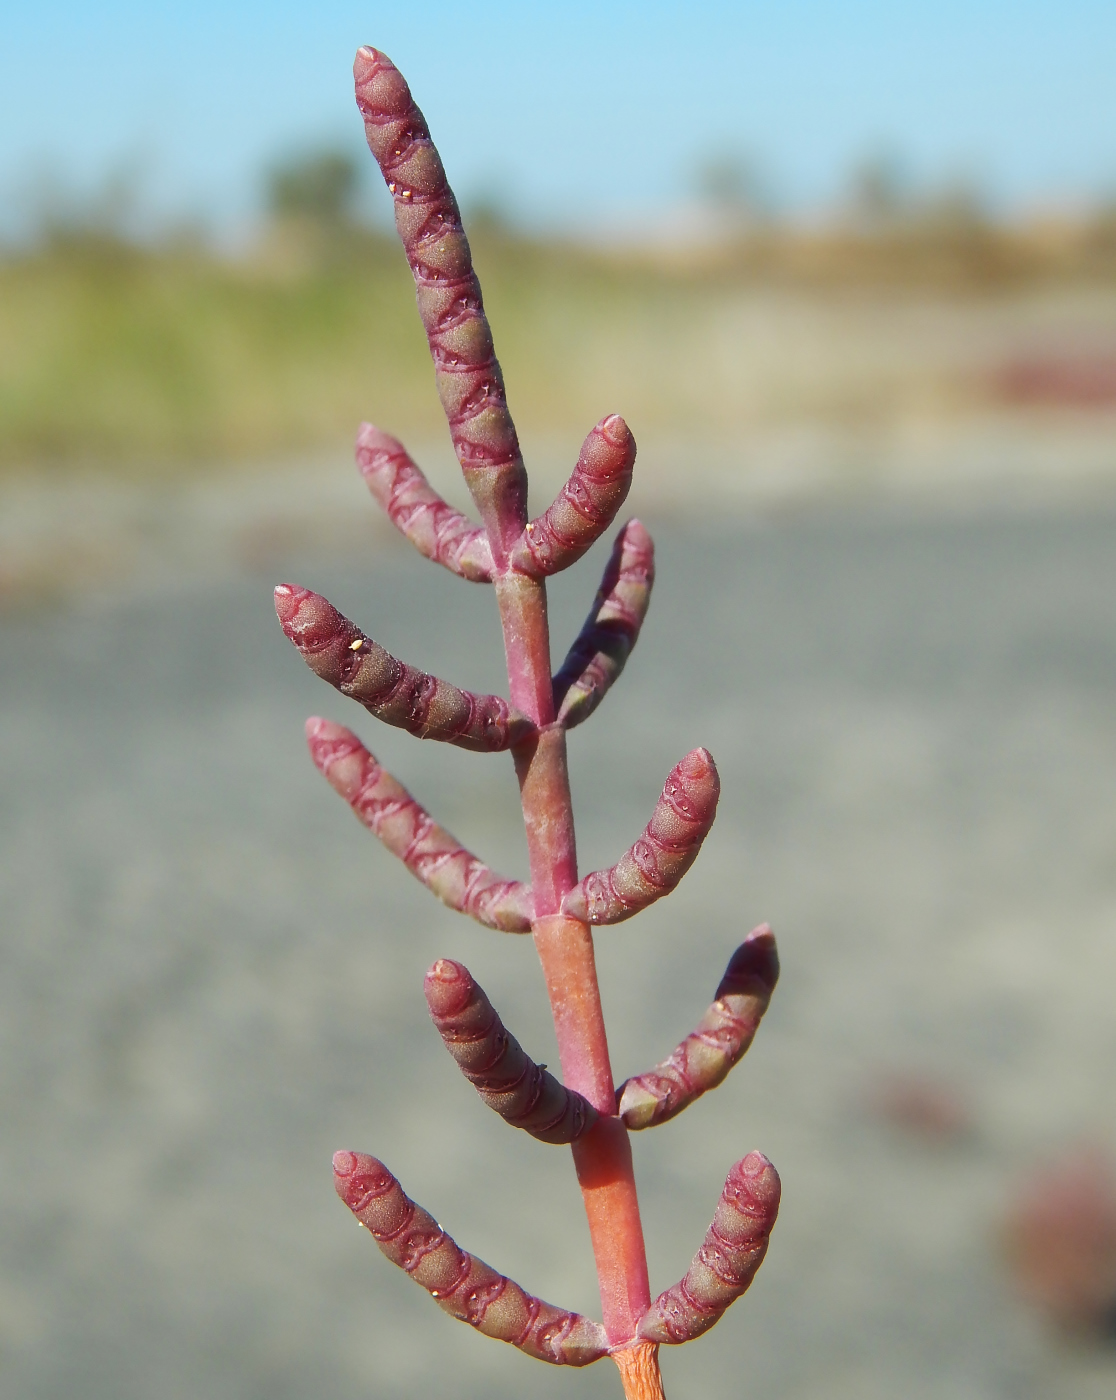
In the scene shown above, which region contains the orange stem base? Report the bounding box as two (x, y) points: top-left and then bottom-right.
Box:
(612, 1341), (666, 1400)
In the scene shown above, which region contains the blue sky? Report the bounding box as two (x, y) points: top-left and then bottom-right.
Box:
(3, 1), (1113, 236)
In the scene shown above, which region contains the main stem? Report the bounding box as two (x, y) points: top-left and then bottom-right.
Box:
(495, 572), (664, 1399)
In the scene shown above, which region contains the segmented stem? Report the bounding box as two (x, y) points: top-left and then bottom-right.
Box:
(334, 1151), (609, 1365)
(354, 47), (527, 564)
(275, 584), (532, 752)
(508, 415), (637, 578)
(638, 1152), (780, 1345)
(425, 958), (598, 1143)
(618, 925), (779, 1129)
(356, 423), (494, 581)
(554, 519), (655, 730)
(562, 749), (720, 924)
(306, 718), (533, 932)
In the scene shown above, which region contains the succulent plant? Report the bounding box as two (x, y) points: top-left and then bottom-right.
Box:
(275, 46), (781, 1399)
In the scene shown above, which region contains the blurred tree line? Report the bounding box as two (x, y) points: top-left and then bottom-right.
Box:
(2, 144), (1116, 473)
(268, 150), (362, 225)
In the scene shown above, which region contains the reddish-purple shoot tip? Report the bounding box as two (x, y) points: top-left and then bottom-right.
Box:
(716, 923), (779, 1001)
(273, 582), (336, 645)
(332, 1147), (393, 1213)
(424, 956), (474, 1017)
(677, 748), (713, 783)
(353, 48), (413, 121)
(273, 582), (301, 623)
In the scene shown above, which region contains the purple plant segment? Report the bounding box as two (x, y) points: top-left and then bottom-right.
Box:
(274, 49), (791, 1398)
(306, 718), (533, 932)
(637, 1152), (781, 1345)
(425, 959), (598, 1144)
(561, 750), (720, 924)
(553, 519), (654, 730)
(353, 47), (527, 561)
(334, 1150), (609, 1366)
(508, 416), (637, 578)
(617, 925), (779, 1129)
(356, 423), (494, 581)
(275, 584), (532, 752)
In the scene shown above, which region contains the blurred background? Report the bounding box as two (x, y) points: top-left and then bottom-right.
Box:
(3, 3), (1116, 1398)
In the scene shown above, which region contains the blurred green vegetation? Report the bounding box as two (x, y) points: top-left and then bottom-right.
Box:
(3, 187), (1116, 474)
(0, 224), (737, 472)
(0, 228), (428, 470)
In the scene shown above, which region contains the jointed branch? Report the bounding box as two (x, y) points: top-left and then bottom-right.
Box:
(306, 718), (533, 932)
(425, 958), (598, 1143)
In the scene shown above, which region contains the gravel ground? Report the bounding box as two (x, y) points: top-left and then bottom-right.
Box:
(3, 484), (1116, 1399)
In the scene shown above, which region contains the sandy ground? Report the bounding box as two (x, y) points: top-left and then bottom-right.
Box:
(3, 456), (1116, 1399)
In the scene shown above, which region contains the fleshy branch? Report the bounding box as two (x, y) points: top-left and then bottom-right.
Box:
(618, 925), (779, 1129)
(356, 423), (494, 581)
(306, 718), (532, 932)
(562, 749), (720, 924)
(334, 1151), (609, 1365)
(553, 519), (655, 730)
(508, 416), (637, 577)
(637, 1152), (781, 1344)
(275, 584), (532, 751)
(425, 958), (598, 1143)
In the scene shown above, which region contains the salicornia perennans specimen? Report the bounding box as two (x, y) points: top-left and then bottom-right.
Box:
(275, 46), (781, 1400)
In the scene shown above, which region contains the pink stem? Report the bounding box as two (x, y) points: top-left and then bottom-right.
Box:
(479, 278), (654, 1353)
(499, 612), (653, 1349)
